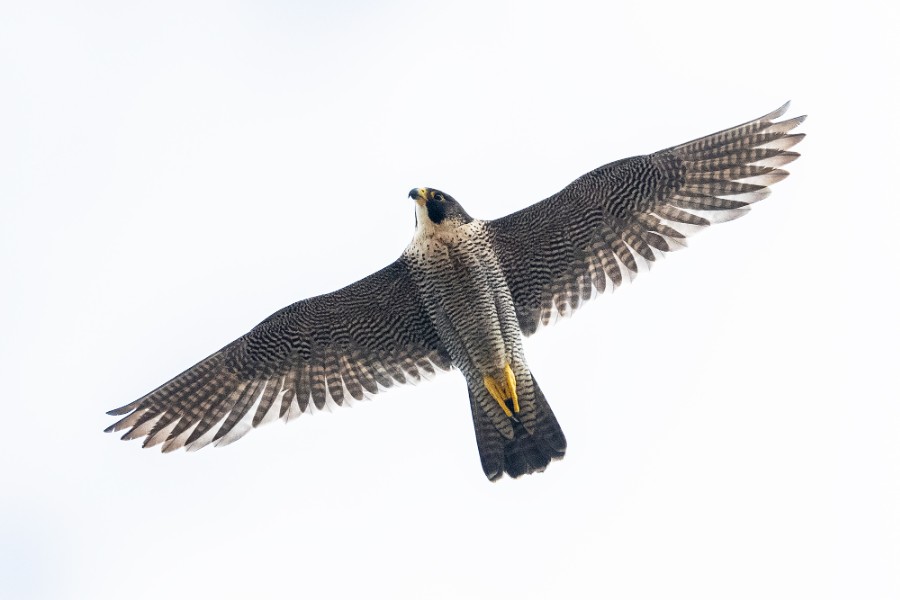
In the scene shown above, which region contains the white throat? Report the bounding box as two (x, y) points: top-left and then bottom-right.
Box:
(410, 205), (482, 250)
(413, 202), (445, 240)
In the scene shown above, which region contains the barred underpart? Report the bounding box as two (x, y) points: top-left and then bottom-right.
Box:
(107, 102), (803, 481)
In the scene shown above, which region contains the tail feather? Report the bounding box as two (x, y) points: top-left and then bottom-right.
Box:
(468, 375), (566, 481)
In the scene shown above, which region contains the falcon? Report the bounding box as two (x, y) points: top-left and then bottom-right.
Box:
(107, 103), (805, 481)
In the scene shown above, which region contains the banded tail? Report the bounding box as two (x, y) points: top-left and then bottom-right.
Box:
(468, 373), (566, 481)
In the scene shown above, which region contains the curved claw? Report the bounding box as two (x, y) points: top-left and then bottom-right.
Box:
(483, 364), (519, 418)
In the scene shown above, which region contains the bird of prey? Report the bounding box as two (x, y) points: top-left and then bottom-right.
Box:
(107, 103), (805, 481)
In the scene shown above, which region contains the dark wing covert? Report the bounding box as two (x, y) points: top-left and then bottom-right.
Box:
(106, 259), (451, 452)
(489, 102), (805, 335)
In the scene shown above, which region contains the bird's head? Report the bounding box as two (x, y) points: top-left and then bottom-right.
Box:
(409, 187), (473, 233)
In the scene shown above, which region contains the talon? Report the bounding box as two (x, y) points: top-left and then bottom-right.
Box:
(504, 364), (519, 413)
(483, 363), (519, 418)
(483, 375), (512, 417)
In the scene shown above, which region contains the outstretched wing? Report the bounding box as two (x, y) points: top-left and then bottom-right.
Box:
(106, 259), (451, 452)
(489, 102), (805, 335)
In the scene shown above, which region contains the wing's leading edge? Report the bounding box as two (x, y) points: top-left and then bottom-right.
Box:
(106, 260), (451, 452)
(489, 102), (805, 334)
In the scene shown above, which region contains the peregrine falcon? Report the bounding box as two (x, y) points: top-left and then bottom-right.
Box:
(106, 103), (805, 481)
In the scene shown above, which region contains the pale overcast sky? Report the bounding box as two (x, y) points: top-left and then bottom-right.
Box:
(2, 1), (898, 599)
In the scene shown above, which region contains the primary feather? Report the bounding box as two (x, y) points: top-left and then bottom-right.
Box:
(108, 103), (804, 480)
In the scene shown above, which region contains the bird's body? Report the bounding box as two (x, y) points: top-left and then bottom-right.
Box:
(404, 215), (566, 478)
(406, 219), (516, 383)
(107, 103), (805, 481)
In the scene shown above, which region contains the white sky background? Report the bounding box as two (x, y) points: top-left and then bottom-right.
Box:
(2, 1), (898, 598)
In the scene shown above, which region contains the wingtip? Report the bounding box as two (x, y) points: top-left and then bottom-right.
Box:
(767, 100), (791, 121)
(767, 102), (807, 128)
(107, 404), (134, 417)
(160, 441), (181, 454)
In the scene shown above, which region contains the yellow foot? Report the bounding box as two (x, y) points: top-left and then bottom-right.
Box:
(483, 364), (520, 418)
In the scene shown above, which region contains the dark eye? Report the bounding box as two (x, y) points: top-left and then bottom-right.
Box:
(437, 194), (445, 202)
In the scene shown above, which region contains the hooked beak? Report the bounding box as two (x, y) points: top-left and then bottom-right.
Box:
(408, 188), (427, 207)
